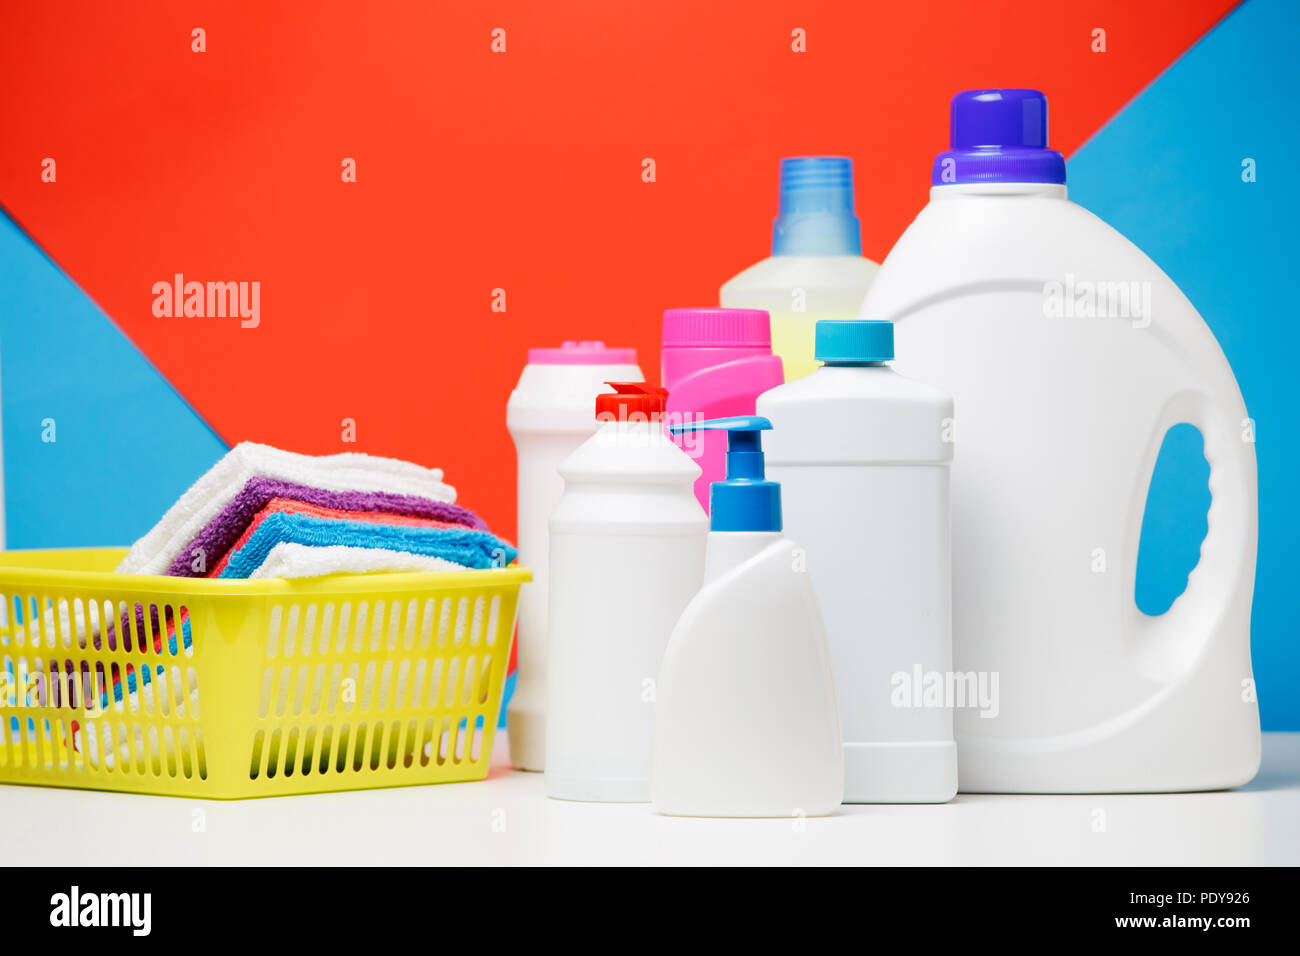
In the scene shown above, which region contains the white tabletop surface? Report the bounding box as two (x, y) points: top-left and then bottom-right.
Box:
(3, 732), (1297, 866)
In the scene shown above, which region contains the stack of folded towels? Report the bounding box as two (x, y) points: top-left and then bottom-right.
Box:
(66, 443), (510, 759)
(117, 442), (516, 580)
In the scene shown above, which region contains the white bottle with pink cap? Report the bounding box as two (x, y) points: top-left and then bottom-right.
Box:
(506, 341), (642, 771)
(661, 309), (785, 511)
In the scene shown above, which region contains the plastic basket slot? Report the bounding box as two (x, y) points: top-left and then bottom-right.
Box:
(300, 603), (318, 656)
(470, 717), (484, 762)
(292, 664), (310, 716)
(325, 662), (342, 715)
(469, 597), (485, 647)
(308, 663), (326, 715)
(265, 728), (282, 779)
(147, 726), (162, 776)
(437, 599), (452, 648)
(360, 660), (377, 712)
(163, 725), (178, 778)
(299, 725), (317, 776)
(410, 658), (428, 711)
(317, 603), (335, 655)
(477, 655), (494, 706)
(459, 655), (477, 707)
(403, 599), (418, 652)
(443, 657), (462, 708)
(257, 667), (274, 719)
(275, 665), (292, 717)
(368, 721), (386, 771)
(384, 719), (402, 769)
(194, 727), (207, 779)
(426, 658), (445, 709)
(402, 718), (418, 767)
(316, 725), (333, 774)
(418, 598), (435, 651)
(384, 600), (401, 653)
(185, 665), (201, 719)
(250, 728), (265, 779)
(351, 721), (369, 772)
(453, 597), (469, 647)
(485, 596), (501, 646)
(179, 726), (194, 779)
(334, 724), (351, 774)
(377, 659), (394, 710)
(352, 601), (369, 655)
(393, 659), (411, 710)
(336, 602), (353, 656)
(455, 716), (470, 763)
(283, 603), (301, 658)
(417, 717), (435, 766)
(283, 727), (300, 777)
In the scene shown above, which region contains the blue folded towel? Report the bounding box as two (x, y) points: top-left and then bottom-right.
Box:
(218, 512), (518, 579)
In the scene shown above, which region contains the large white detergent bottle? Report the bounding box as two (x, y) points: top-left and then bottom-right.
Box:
(722, 157), (879, 381)
(506, 341), (642, 772)
(653, 417), (843, 817)
(758, 320), (956, 804)
(546, 383), (707, 802)
(858, 89), (1259, 792)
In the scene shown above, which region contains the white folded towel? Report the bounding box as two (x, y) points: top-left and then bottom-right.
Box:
(117, 442), (457, 576)
(249, 542), (467, 579)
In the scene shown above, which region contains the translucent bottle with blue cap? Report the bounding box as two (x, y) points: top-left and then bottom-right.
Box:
(758, 319), (957, 803)
(652, 416), (843, 818)
(721, 157), (879, 382)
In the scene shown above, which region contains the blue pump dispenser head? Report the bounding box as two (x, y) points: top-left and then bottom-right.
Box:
(669, 416), (781, 532)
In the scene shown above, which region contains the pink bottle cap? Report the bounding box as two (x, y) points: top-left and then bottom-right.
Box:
(527, 340), (638, 366)
(661, 308), (771, 348)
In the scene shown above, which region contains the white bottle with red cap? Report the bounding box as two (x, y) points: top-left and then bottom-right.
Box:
(506, 342), (642, 772)
(545, 383), (707, 802)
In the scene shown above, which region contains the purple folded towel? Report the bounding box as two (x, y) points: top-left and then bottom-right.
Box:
(164, 476), (487, 577)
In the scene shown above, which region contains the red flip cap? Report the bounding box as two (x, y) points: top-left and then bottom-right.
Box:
(596, 381), (668, 422)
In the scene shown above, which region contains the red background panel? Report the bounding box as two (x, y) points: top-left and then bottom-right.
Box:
(0, 0), (1237, 536)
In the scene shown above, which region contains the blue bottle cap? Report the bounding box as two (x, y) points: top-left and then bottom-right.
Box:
(815, 319), (894, 363)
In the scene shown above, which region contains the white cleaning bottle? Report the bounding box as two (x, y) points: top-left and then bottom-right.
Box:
(653, 416), (842, 817)
(721, 157), (879, 382)
(545, 383), (707, 802)
(506, 342), (642, 772)
(758, 320), (956, 803)
(859, 89), (1260, 792)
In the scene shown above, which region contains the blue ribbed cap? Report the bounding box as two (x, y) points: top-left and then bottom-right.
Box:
(669, 416), (781, 532)
(815, 319), (893, 363)
(931, 89), (1066, 186)
(772, 156), (862, 256)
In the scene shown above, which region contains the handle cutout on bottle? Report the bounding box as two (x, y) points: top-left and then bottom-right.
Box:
(1135, 423), (1210, 616)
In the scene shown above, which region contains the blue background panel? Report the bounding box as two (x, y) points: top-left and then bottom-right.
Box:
(0, 211), (227, 549)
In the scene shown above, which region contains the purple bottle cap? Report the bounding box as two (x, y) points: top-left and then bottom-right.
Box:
(931, 89), (1066, 186)
(527, 340), (638, 365)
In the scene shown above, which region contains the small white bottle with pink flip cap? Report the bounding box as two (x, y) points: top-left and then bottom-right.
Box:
(506, 341), (642, 771)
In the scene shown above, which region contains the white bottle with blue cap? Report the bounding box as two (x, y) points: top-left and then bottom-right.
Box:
(721, 157), (879, 381)
(758, 319), (957, 803)
(652, 416), (843, 817)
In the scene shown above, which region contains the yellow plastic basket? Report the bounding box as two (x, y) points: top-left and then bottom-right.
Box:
(0, 548), (527, 799)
